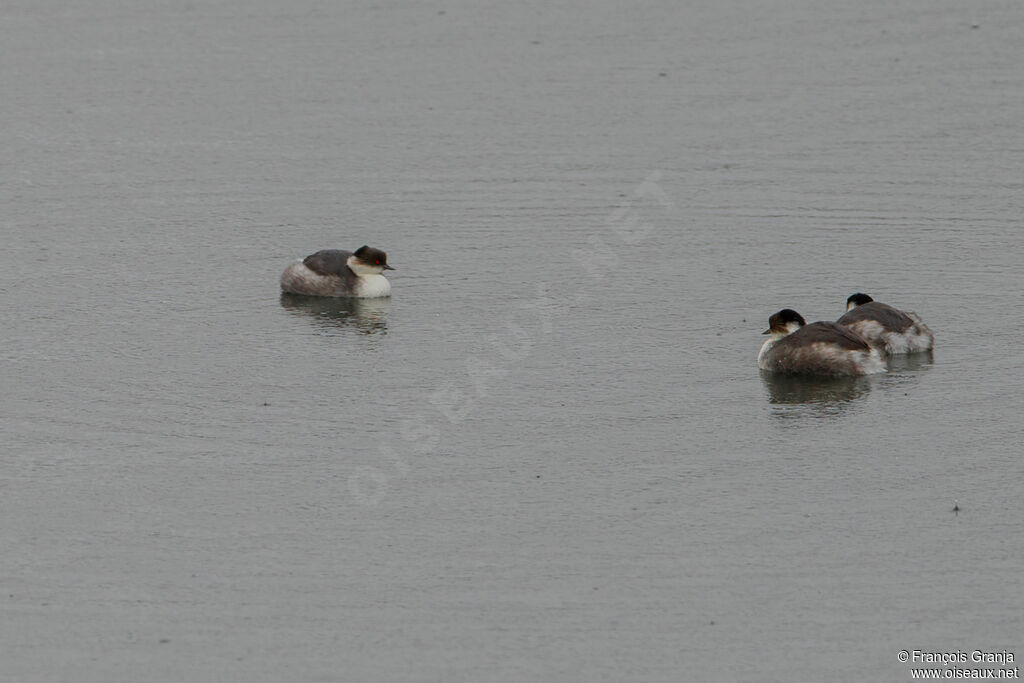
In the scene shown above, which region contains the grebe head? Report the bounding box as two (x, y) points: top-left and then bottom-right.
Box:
(846, 292), (874, 311)
(763, 309), (806, 339)
(348, 245), (395, 276)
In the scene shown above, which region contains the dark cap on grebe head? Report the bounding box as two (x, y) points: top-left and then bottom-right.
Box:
(763, 308), (806, 334)
(846, 293), (873, 308)
(353, 245), (395, 270)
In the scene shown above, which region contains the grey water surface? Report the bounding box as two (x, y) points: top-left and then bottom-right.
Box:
(3, 1), (1023, 681)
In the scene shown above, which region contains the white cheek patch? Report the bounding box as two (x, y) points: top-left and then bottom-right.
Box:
(348, 262), (374, 276)
(346, 256), (387, 277)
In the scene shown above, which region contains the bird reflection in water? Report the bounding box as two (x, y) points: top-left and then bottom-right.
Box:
(279, 293), (389, 335)
(762, 373), (873, 418)
(883, 350), (934, 378)
(762, 350), (933, 420)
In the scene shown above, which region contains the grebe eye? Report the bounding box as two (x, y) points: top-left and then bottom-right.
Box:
(375, 260), (381, 264)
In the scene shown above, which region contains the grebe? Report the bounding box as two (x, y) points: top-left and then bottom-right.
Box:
(758, 309), (885, 376)
(280, 246), (394, 298)
(837, 293), (933, 354)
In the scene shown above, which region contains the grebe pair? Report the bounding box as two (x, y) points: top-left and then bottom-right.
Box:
(759, 294), (934, 376)
(281, 246), (394, 298)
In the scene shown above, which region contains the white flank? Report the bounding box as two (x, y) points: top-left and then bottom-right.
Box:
(859, 347), (887, 374)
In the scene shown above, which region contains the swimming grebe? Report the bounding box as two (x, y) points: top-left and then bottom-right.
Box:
(836, 293), (933, 355)
(280, 246), (394, 298)
(758, 309), (886, 376)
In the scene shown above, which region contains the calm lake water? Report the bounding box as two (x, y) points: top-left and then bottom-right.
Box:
(3, 1), (1023, 681)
